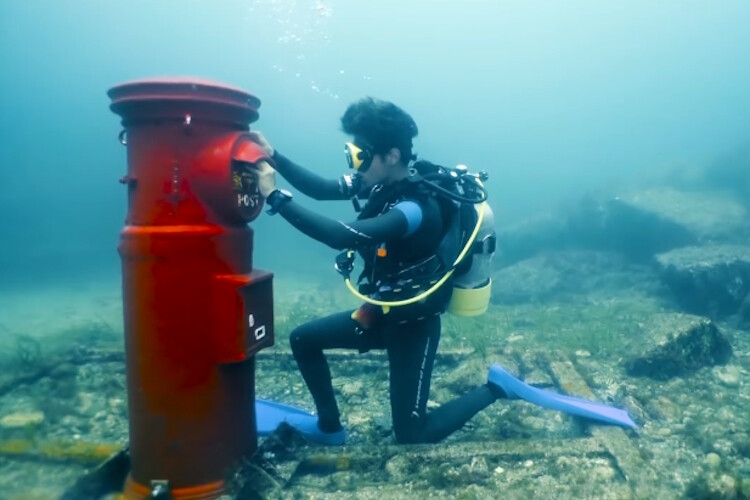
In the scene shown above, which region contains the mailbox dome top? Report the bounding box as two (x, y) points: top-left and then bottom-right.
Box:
(108, 77), (261, 127)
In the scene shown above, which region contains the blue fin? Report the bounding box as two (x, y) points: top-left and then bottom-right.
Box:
(255, 398), (316, 435)
(255, 399), (346, 445)
(488, 364), (637, 429)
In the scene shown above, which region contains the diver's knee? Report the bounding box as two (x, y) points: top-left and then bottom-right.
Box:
(289, 323), (319, 357)
(289, 326), (308, 353)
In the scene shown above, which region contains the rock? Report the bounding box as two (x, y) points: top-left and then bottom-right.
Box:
(469, 456), (489, 475)
(656, 244), (750, 318)
(624, 313), (733, 379)
(565, 192), (698, 261)
(78, 392), (95, 414)
(591, 465), (616, 481)
(712, 365), (741, 388)
(523, 369), (554, 388)
(742, 477), (750, 498)
(0, 411), (45, 428)
(108, 397), (125, 410)
(521, 416), (547, 431)
(645, 395), (680, 420)
(712, 440), (735, 456)
(616, 188), (749, 243)
(715, 474), (737, 498)
(657, 427), (672, 437)
(440, 356), (489, 393)
(689, 471), (739, 499)
(340, 381), (363, 398)
(704, 452), (721, 469)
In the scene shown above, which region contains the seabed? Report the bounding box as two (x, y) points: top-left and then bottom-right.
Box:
(0, 273), (748, 499)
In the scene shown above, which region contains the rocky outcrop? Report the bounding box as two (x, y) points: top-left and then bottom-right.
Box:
(496, 188), (749, 267)
(564, 193), (696, 261)
(624, 313), (732, 380)
(655, 245), (750, 319)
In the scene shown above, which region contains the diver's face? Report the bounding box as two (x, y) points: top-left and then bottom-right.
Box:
(359, 148), (404, 188)
(358, 154), (387, 188)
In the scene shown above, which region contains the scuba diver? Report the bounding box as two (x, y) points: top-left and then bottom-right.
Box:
(249, 97), (503, 445)
(249, 97), (635, 446)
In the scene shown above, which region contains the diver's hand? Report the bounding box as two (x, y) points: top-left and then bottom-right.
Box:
(254, 160), (277, 198)
(248, 131), (275, 157)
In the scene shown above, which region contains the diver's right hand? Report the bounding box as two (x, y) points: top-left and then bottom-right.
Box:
(254, 160), (278, 198)
(248, 131), (275, 157)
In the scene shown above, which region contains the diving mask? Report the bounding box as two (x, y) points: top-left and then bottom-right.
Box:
(344, 141), (373, 172)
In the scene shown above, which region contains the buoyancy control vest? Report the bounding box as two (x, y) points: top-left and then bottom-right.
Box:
(334, 161), (496, 317)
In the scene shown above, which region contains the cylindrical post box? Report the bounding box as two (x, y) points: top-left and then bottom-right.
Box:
(108, 78), (274, 499)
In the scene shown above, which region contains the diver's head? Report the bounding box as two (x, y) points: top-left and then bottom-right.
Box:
(341, 97), (418, 188)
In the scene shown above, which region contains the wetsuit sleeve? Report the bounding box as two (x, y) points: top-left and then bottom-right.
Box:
(275, 200), (419, 250)
(272, 151), (350, 201)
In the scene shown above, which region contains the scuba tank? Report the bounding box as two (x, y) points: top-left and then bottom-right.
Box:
(447, 199), (496, 316)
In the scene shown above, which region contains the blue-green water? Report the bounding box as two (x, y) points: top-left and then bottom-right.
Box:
(1, 2), (750, 498)
(1, 0), (749, 284)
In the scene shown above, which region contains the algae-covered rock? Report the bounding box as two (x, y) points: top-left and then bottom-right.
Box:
(624, 313), (732, 379)
(655, 244), (750, 318)
(687, 471), (740, 500)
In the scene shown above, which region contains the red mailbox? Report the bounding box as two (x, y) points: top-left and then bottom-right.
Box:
(109, 77), (274, 499)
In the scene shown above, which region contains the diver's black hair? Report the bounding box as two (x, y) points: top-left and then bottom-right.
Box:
(340, 97), (418, 164)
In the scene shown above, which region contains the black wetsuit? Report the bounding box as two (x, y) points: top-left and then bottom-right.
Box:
(271, 151), (499, 443)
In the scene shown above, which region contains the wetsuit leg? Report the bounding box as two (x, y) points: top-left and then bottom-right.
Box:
(386, 315), (498, 444)
(290, 309), (383, 432)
